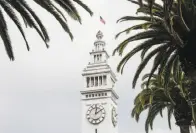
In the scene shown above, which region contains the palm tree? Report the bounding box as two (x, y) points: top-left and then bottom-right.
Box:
(132, 64), (192, 133)
(134, 0), (196, 22)
(113, 0), (196, 99)
(0, 0), (93, 60)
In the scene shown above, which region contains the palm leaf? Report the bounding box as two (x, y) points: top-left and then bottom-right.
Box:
(0, 0), (30, 50)
(136, 6), (164, 18)
(0, 6), (13, 60)
(146, 50), (167, 87)
(113, 30), (169, 56)
(164, 53), (178, 90)
(167, 105), (174, 129)
(142, 73), (157, 81)
(141, 45), (152, 60)
(128, 0), (163, 10)
(132, 43), (170, 88)
(0, 0), (92, 60)
(117, 16), (162, 23)
(115, 22), (152, 39)
(72, 0), (93, 16)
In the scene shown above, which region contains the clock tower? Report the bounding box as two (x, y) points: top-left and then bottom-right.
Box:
(81, 31), (119, 133)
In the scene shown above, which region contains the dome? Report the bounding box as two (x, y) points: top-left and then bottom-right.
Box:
(96, 30), (103, 40)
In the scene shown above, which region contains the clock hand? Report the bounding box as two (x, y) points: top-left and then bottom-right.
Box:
(96, 108), (103, 114)
(95, 105), (98, 115)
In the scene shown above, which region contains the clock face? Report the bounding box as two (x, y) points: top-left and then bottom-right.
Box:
(112, 107), (117, 127)
(86, 104), (105, 124)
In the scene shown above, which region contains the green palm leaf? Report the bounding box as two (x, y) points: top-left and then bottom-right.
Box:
(132, 62), (192, 133)
(115, 22), (152, 39)
(132, 43), (170, 88)
(117, 16), (162, 23)
(167, 105), (174, 129)
(113, 30), (169, 56)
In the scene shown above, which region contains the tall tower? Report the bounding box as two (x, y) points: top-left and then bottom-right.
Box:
(81, 31), (119, 133)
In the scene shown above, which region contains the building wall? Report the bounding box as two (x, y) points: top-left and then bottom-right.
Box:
(81, 97), (118, 133)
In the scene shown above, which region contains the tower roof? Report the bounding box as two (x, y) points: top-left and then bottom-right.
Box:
(96, 30), (103, 40)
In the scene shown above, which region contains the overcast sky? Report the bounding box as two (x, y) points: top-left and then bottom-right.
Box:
(0, 0), (191, 133)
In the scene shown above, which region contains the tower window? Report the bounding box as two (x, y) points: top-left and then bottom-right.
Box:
(95, 129), (97, 133)
(102, 93), (104, 96)
(86, 95), (88, 98)
(95, 94), (97, 96)
(89, 94), (91, 97)
(91, 77), (94, 87)
(92, 94), (94, 97)
(99, 76), (102, 86)
(105, 93), (107, 96)
(94, 55), (96, 63)
(86, 77), (90, 88)
(95, 77), (98, 86)
(97, 55), (100, 61)
(103, 75), (107, 85)
(98, 93), (101, 97)
(100, 54), (102, 61)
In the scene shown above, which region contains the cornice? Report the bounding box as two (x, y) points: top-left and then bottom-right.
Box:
(80, 88), (119, 99)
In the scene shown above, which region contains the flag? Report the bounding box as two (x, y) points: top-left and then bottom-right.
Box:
(100, 16), (106, 24)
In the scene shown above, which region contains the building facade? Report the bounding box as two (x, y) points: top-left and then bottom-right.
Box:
(81, 31), (119, 133)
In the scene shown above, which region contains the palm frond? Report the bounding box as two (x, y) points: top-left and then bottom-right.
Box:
(128, 0), (163, 10)
(117, 16), (162, 23)
(0, 0), (29, 50)
(72, 0), (93, 16)
(132, 54), (192, 133)
(113, 30), (169, 56)
(132, 43), (170, 88)
(0, 6), (13, 60)
(167, 105), (174, 129)
(115, 22), (152, 39)
(145, 103), (165, 133)
(19, 0), (49, 42)
(0, 0), (92, 60)
(164, 52), (178, 90)
(136, 6), (164, 18)
(146, 50), (167, 87)
(142, 73), (157, 81)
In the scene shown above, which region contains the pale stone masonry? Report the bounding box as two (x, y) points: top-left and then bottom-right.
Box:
(81, 31), (119, 133)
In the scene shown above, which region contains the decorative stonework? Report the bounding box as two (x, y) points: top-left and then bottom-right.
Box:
(96, 30), (103, 40)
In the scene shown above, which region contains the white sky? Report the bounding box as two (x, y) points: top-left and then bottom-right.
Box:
(0, 0), (189, 133)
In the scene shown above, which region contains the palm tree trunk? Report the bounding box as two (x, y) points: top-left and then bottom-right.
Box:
(186, 70), (196, 105)
(180, 126), (190, 133)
